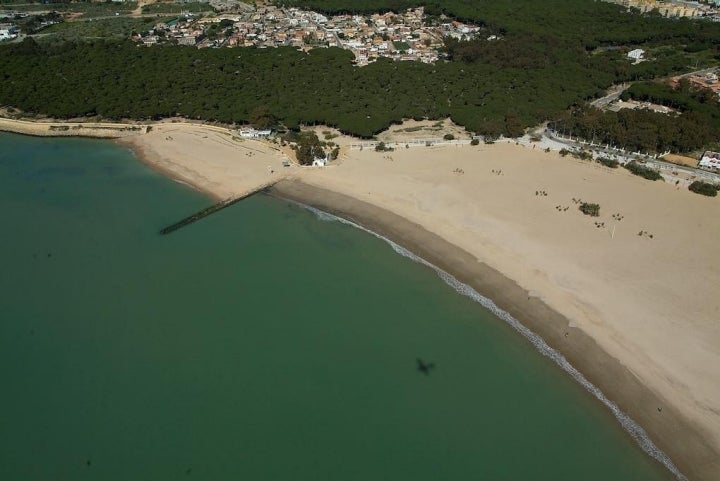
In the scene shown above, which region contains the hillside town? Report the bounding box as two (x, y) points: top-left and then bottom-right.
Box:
(133, 5), (482, 65)
(607, 0), (720, 18)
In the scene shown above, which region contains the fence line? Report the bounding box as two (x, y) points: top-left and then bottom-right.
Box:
(350, 138), (473, 150)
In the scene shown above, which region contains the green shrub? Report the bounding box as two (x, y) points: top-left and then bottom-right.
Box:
(579, 202), (600, 217)
(574, 150), (593, 161)
(688, 180), (720, 197)
(470, 138), (479, 146)
(597, 157), (619, 168)
(560, 148), (592, 160)
(624, 161), (663, 181)
(443, 133), (455, 140)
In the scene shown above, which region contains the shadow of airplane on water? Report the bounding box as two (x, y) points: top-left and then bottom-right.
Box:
(417, 358), (435, 376)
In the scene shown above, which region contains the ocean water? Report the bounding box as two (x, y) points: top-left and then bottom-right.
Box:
(0, 132), (676, 480)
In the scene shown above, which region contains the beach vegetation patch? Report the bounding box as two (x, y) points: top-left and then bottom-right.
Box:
(597, 157), (620, 168)
(579, 202), (601, 217)
(560, 148), (593, 161)
(624, 161), (663, 181)
(688, 180), (720, 197)
(375, 141), (393, 152)
(285, 131), (326, 165)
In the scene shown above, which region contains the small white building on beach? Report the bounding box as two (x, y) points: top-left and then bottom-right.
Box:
(312, 156), (328, 167)
(238, 128), (272, 139)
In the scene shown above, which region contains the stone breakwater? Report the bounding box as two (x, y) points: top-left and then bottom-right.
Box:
(0, 117), (148, 138)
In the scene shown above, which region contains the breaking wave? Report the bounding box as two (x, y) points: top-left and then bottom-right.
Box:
(300, 201), (686, 481)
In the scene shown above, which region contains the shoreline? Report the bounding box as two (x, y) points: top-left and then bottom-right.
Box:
(116, 138), (225, 202)
(114, 121), (292, 201)
(3, 116), (719, 480)
(0, 116), (149, 138)
(267, 179), (712, 481)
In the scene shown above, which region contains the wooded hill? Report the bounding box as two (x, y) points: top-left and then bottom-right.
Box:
(1, 0), (719, 142)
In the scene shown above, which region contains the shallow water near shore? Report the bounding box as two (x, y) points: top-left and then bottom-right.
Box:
(0, 132), (676, 480)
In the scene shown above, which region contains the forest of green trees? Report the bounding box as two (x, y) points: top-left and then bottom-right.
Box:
(552, 81), (720, 153)
(1, 0), (720, 144)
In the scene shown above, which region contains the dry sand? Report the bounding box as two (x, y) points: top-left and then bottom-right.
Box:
(4, 117), (719, 479)
(116, 121), (293, 199)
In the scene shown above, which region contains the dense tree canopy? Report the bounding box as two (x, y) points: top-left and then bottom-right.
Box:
(554, 81), (720, 153)
(0, 38), (626, 137)
(1, 0), (720, 144)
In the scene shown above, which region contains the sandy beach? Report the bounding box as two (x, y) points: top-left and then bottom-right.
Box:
(115, 121), (293, 200)
(3, 117), (719, 480)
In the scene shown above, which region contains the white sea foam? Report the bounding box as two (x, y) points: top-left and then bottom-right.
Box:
(299, 201), (686, 481)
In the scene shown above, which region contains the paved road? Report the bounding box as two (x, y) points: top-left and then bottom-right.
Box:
(545, 129), (720, 183)
(590, 83), (630, 109)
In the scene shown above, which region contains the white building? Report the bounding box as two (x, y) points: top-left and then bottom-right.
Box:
(0, 24), (18, 41)
(698, 151), (720, 172)
(627, 48), (645, 62)
(238, 128), (272, 139)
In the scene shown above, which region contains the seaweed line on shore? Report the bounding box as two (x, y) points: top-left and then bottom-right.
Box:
(294, 200), (686, 481)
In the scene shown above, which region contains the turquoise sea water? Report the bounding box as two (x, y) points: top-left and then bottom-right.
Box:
(0, 133), (676, 480)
